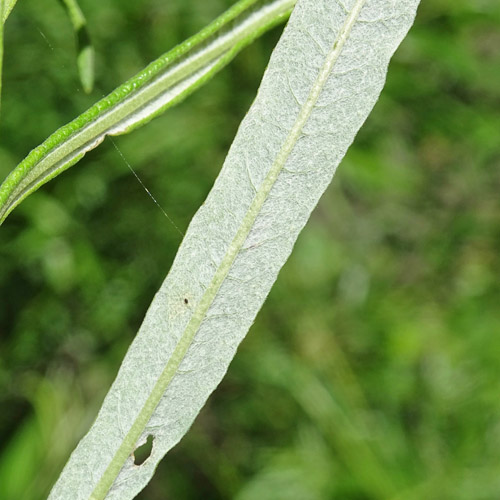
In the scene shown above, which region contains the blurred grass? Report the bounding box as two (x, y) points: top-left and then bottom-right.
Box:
(0, 0), (499, 499)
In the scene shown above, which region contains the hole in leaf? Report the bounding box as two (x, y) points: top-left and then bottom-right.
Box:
(133, 435), (153, 465)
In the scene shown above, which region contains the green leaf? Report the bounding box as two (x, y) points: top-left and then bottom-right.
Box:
(49, 0), (421, 498)
(1, 0), (18, 23)
(0, 2), (4, 119)
(59, 0), (95, 94)
(0, 0), (296, 226)
(0, 0), (13, 119)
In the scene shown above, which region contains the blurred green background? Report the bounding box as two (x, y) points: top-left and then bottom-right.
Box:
(1, 0), (499, 498)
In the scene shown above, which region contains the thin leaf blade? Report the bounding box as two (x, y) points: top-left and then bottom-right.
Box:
(0, 1), (3, 120)
(50, 0), (421, 499)
(0, 0), (295, 225)
(60, 0), (95, 94)
(1, 0), (17, 24)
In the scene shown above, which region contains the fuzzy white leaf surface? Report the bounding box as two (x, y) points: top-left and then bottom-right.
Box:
(49, 0), (421, 498)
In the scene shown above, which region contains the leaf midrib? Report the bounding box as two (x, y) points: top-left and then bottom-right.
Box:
(90, 0), (367, 498)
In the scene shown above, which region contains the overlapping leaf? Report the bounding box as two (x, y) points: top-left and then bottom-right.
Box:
(0, 0), (295, 225)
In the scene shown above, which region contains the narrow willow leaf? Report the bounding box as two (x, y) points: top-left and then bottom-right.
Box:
(60, 0), (95, 94)
(1, 0), (21, 122)
(0, 0), (295, 225)
(49, 0), (421, 498)
(1, 0), (17, 23)
(0, 1), (4, 120)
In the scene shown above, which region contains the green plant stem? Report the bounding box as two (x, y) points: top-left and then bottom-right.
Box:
(0, 0), (296, 226)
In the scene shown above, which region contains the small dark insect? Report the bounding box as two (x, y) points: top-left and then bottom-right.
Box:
(184, 298), (189, 305)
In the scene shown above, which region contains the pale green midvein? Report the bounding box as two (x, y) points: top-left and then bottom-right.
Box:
(0, 0), (295, 225)
(90, 1), (367, 498)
